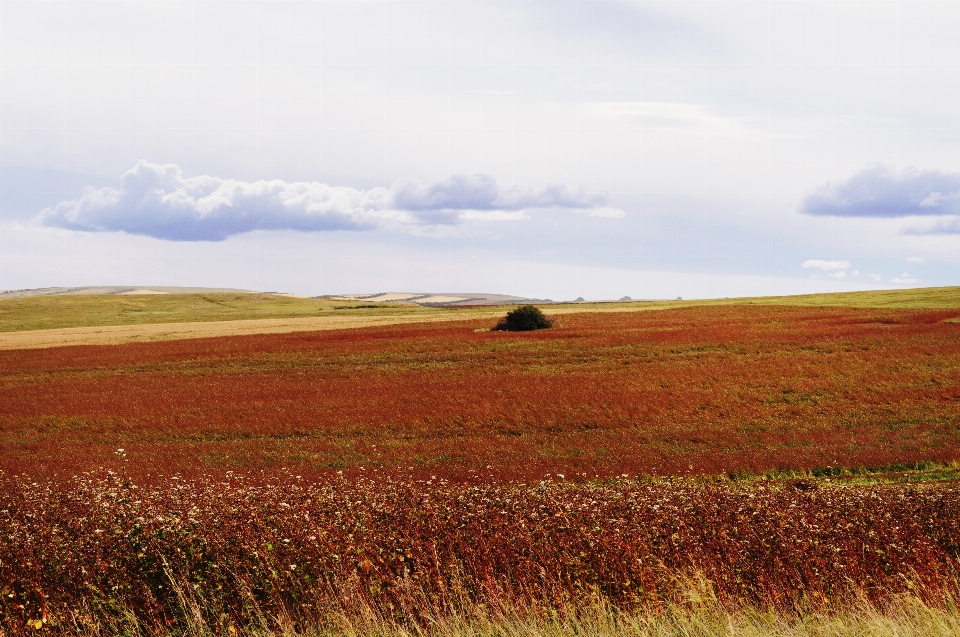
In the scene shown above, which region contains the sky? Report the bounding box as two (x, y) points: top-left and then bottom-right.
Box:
(2, 1), (960, 300)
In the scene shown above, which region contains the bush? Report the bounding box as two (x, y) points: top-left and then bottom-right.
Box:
(492, 305), (553, 331)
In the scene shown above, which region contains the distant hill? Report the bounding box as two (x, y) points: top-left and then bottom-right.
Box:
(0, 287), (553, 306)
(0, 286), (258, 299)
(324, 292), (552, 306)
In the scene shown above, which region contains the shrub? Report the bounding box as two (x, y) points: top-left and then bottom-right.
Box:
(493, 305), (553, 331)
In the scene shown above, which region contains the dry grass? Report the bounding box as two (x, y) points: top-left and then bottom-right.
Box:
(246, 599), (960, 637)
(0, 310), (504, 350)
(48, 587), (960, 637)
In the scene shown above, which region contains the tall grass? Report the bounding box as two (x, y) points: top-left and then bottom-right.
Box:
(47, 580), (960, 637)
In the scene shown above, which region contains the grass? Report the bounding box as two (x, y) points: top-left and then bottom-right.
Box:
(51, 593), (960, 636)
(296, 602), (960, 637)
(2, 286), (958, 335)
(699, 286), (960, 309)
(0, 293), (440, 333)
(581, 285), (960, 312)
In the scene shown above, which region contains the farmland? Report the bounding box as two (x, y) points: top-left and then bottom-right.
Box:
(2, 302), (959, 480)
(2, 289), (960, 634)
(0, 293), (439, 333)
(4, 471), (960, 635)
(5, 285), (960, 348)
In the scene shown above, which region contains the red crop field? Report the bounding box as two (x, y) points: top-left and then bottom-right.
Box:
(3, 472), (960, 633)
(3, 304), (960, 634)
(2, 305), (959, 481)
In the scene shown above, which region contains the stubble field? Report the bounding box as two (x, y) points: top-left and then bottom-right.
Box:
(2, 291), (960, 635)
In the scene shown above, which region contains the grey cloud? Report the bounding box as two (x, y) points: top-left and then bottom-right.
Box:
(390, 174), (501, 212)
(903, 217), (960, 235)
(801, 165), (960, 218)
(389, 174), (606, 212)
(38, 161), (621, 242)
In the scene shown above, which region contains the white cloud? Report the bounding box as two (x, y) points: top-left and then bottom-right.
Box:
(906, 257), (926, 263)
(828, 271), (846, 279)
(919, 192), (948, 208)
(891, 272), (917, 284)
(582, 207), (626, 219)
(868, 273), (883, 282)
(458, 210), (529, 222)
(802, 259), (853, 271)
(37, 161), (622, 241)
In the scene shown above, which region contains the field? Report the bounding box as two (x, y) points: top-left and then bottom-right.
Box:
(4, 287), (960, 350)
(4, 286), (960, 334)
(2, 289), (960, 635)
(0, 293), (437, 333)
(3, 302), (960, 480)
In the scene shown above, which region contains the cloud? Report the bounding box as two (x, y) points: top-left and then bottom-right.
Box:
(906, 257), (926, 263)
(802, 259), (852, 271)
(904, 217), (960, 235)
(801, 165), (960, 218)
(891, 272), (917, 284)
(37, 161), (622, 241)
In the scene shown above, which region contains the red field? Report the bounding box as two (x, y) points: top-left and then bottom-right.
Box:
(3, 471), (960, 632)
(2, 305), (959, 481)
(4, 304), (960, 633)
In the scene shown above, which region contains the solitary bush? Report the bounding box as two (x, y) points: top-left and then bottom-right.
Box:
(492, 305), (553, 331)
